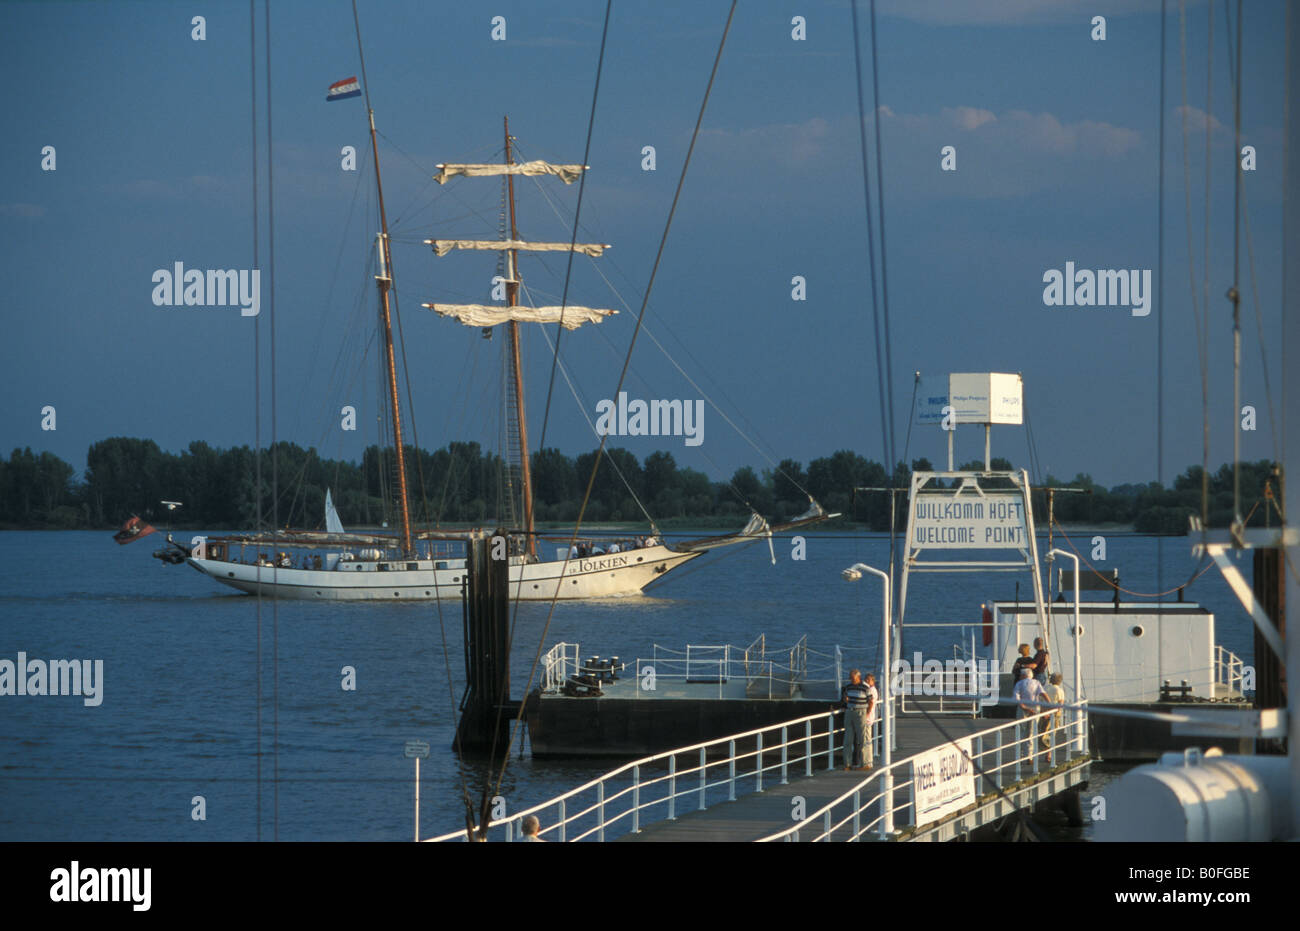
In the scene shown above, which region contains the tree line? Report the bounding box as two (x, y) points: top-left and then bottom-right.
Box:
(0, 437), (1280, 534)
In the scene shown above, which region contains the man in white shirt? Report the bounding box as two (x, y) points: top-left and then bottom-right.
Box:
(520, 814), (545, 842)
(1012, 667), (1048, 760)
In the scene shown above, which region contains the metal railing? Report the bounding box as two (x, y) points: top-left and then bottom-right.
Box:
(896, 667), (984, 716)
(541, 639), (843, 702)
(541, 642), (581, 694)
(424, 709), (861, 842)
(756, 701), (1089, 842)
(633, 640), (831, 698)
(1214, 644), (1248, 696)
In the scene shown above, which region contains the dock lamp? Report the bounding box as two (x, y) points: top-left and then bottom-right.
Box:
(1045, 549), (1082, 704)
(841, 563), (893, 836)
(1047, 548), (1083, 753)
(405, 739), (431, 841)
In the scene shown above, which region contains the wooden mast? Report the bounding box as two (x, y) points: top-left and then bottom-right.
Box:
(367, 107), (414, 556)
(503, 116), (537, 560)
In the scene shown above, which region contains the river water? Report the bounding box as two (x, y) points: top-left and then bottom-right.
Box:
(0, 529), (1256, 841)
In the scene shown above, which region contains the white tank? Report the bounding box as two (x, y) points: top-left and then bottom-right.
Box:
(360, 548), (383, 561)
(1094, 748), (1291, 841)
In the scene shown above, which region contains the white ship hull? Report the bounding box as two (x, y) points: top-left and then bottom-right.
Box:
(185, 544), (700, 601)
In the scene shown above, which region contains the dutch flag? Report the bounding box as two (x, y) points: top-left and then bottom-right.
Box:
(327, 76), (361, 102)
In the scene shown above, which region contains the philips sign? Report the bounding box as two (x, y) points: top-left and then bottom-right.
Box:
(916, 373), (1023, 426)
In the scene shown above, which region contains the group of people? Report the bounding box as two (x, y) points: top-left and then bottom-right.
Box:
(567, 536), (659, 559)
(1012, 638), (1066, 753)
(836, 668), (879, 771)
(250, 552), (323, 570)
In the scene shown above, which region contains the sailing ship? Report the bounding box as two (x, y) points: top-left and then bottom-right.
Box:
(155, 95), (831, 601)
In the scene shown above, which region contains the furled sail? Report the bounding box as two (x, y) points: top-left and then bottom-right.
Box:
(434, 161), (587, 185)
(423, 303), (617, 331)
(678, 512), (772, 553)
(324, 488), (345, 534)
(426, 239), (609, 257)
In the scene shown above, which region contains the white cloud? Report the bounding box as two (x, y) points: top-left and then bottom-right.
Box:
(699, 103), (1146, 202)
(1174, 105), (1226, 134)
(944, 106), (997, 131)
(876, 0), (1164, 27)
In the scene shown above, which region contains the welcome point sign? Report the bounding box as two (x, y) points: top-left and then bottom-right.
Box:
(910, 491), (1028, 549)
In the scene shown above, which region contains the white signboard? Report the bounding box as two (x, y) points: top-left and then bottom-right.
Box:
(916, 373), (1023, 425)
(912, 737), (975, 827)
(910, 492), (1028, 549)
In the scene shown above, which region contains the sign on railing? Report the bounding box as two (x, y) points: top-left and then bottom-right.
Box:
(912, 737), (974, 827)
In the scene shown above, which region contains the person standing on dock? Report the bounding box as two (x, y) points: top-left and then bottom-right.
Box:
(1045, 673), (1066, 753)
(836, 669), (877, 771)
(1032, 637), (1051, 685)
(520, 815), (545, 842)
(1011, 643), (1038, 681)
(1013, 668), (1049, 758)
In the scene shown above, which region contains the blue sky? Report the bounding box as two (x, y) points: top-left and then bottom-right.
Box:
(1, 0), (1290, 490)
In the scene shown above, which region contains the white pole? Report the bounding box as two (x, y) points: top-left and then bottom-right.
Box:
(881, 572), (893, 834)
(1047, 548), (1082, 704)
(414, 757), (420, 843)
(843, 562), (892, 835)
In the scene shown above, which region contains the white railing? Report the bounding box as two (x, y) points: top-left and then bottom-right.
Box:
(542, 639), (852, 701)
(1214, 644), (1248, 696)
(540, 642), (581, 694)
(756, 701), (1090, 842)
(896, 667), (984, 716)
(424, 709), (861, 842)
(630, 640), (835, 698)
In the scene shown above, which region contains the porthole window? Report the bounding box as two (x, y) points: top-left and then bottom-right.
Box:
(1131, 625), (1144, 637)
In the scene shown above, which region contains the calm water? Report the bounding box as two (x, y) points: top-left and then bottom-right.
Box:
(0, 529), (1256, 841)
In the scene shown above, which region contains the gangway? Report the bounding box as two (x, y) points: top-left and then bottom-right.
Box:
(423, 702), (1089, 843)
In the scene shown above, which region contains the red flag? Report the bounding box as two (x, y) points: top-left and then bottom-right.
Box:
(113, 516), (156, 545)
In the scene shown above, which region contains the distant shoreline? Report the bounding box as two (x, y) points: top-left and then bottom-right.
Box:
(0, 521), (1162, 536)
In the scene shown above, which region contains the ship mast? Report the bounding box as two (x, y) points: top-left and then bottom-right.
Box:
(367, 106), (414, 556)
(503, 116), (537, 560)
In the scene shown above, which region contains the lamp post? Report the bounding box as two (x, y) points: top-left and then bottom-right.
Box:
(1045, 548), (1081, 703)
(842, 562), (892, 835)
(405, 740), (430, 841)
(1047, 548), (1082, 753)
